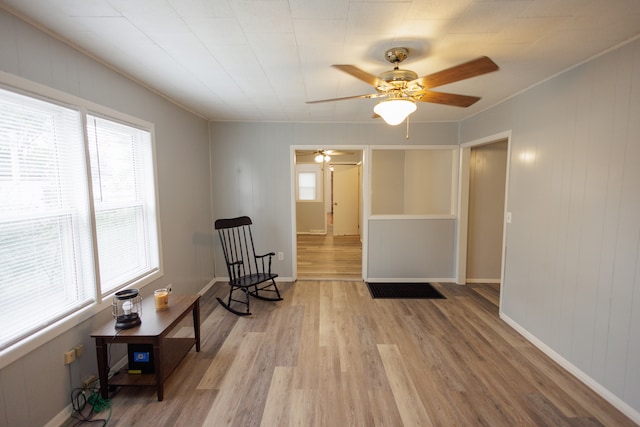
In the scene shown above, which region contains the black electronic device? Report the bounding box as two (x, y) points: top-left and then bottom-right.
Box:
(127, 344), (155, 374)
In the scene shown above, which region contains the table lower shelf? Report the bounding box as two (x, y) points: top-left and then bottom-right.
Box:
(108, 337), (196, 388)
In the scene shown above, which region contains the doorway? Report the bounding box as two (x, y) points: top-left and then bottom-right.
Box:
(457, 131), (511, 308)
(466, 140), (508, 282)
(293, 148), (363, 280)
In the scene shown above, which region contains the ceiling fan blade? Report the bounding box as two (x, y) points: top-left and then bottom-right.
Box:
(306, 93), (386, 104)
(409, 56), (498, 90)
(413, 90), (481, 107)
(332, 64), (389, 89)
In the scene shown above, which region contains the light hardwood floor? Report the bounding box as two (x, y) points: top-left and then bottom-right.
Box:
(296, 215), (363, 280)
(90, 281), (635, 426)
(296, 233), (362, 279)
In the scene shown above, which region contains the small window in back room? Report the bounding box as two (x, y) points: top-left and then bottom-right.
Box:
(298, 172), (316, 200)
(296, 163), (323, 201)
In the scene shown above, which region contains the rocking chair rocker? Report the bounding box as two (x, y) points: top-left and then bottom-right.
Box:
(214, 216), (283, 315)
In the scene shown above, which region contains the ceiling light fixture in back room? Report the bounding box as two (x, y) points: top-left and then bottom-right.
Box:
(314, 150), (331, 163)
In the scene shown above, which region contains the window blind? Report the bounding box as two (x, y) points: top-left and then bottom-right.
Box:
(0, 88), (95, 350)
(86, 115), (159, 295)
(298, 172), (317, 201)
(0, 85), (161, 353)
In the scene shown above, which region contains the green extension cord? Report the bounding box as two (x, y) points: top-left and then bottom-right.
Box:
(87, 392), (111, 413)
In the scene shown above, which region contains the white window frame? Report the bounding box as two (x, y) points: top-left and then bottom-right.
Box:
(295, 163), (323, 202)
(0, 72), (163, 369)
(298, 171), (317, 201)
(86, 113), (161, 296)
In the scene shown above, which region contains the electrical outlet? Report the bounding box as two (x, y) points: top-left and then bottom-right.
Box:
(83, 375), (98, 390)
(75, 344), (84, 358)
(64, 349), (76, 365)
(277, 252), (284, 261)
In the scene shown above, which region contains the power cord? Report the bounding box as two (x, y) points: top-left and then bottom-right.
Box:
(67, 361), (112, 426)
(68, 329), (124, 425)
(69, 385), (112, 426)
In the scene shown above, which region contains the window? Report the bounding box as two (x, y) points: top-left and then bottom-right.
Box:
(0, 85), (160, 352)
(295, 163), (323, 202)
(87, 115), (159, 295)
(298, 172), (317, 201)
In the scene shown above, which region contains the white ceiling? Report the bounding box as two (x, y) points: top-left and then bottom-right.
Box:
(2, 0), (640, 123)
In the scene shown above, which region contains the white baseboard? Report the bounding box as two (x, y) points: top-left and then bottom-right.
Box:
(500, 312), (640, 425)
(464, 278), (501, 284)
(198, 278), (217, 295)
(45, 406), (73, 427)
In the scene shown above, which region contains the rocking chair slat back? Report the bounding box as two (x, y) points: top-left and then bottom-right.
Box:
(217, 217), (252, 279)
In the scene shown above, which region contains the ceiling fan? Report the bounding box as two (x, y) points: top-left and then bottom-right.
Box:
(307, 47), (499, 125)
(297, 149), (353, 162)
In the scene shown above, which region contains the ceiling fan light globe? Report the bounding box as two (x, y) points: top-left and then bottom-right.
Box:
(374, 99), (417, 125)
(314, 154), (324, 163)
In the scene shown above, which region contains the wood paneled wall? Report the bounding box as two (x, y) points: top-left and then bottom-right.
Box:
(461, 38), (640, 421)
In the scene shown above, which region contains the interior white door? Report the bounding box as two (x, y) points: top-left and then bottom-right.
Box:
(333, 164), (359, 236)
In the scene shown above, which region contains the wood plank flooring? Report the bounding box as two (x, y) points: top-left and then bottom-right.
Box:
(296, 215), (362, 280)
(92, 281), (636, 426)
(296, 233), (362, 279)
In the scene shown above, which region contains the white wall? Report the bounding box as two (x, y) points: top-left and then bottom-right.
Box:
(461, 38), (640, 419)
(0, 9), (213, 426)
(371, 150), (405, 214)
(404, 150), (455, 215)
(368, 218), (456, 279)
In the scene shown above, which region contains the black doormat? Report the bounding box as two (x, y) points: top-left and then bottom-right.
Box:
(366, 282), (446, 299)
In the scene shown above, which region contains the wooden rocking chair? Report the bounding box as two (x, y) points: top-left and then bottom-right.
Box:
(214, 216), (283, 315)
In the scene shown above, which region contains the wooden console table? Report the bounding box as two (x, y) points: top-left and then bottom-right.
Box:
(91, 294), (200, 401)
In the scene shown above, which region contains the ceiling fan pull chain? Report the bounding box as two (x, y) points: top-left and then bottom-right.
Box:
(405, 115), (410, 140)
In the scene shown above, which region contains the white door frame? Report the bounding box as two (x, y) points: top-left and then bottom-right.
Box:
(456, 130), (512, 307)
(290, 145), (368, 281)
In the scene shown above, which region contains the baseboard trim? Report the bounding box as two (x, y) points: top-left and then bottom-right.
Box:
(464, 278), (501, 284)
(199, 278), (217, 295)
(500, 312), (640, 425)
